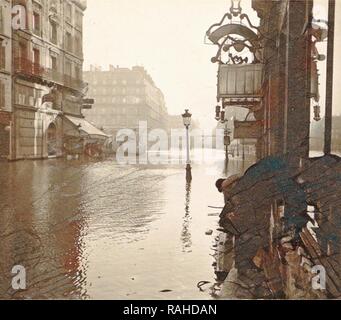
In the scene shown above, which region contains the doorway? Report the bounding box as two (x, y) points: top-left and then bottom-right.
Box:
(47, 123), (57, 157)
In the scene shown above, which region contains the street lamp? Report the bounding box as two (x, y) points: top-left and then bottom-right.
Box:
(218, 107), (231, 163)
(182, 109), (192, 181)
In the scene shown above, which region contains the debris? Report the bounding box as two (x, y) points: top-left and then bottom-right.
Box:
(205, 229), (213, 235)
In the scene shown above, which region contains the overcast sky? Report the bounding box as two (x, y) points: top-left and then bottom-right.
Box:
(83, 0), (341, 129)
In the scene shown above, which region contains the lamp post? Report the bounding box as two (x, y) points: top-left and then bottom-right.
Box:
(220, 110), (231, 163)
(182, 109), (192, 181)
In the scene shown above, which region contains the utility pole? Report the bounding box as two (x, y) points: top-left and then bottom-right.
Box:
(324, 0), (335, 155)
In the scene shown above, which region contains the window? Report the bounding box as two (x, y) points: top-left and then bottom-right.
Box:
(33, 49), (40, 65)
(19, 42), (27, 60)
(33, 49), (40, 74)
(0, 39), (5, 69)
(50, 21), (57, 44)
(33, 12), (41, 35)
(65, 32), (72, 52)
(75, 10), (82, 28)
(51, 56), (57, 71)
(65, 3), (72, 22)
(75, 34), (82, 55)
(0, 81), (4, 109)
(65, 60), (72, 76)
(75, 65), (81, 80)
(0, 6), (4, 33)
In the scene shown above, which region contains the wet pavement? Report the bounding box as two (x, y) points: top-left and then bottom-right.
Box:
(0, 150), (253, 299)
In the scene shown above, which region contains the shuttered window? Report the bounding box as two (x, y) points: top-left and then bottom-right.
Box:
(0, 82), (5, 109)
(0, 40), (5, 69)
(0, 7), (3, 34)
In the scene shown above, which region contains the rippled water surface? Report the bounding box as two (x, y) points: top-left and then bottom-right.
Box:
(0, 150), (251, 299)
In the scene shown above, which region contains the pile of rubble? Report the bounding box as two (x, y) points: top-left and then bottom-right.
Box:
(217, 154), (341, 299)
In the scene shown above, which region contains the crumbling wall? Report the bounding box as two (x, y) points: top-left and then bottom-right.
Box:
(219, 155), (341, 298)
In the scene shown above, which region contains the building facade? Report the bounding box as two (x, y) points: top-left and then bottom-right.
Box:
(207, 0), (320, 162)
(0, 0), (12, 159)
(252, 0), (315, 161)
(7, 0), (104, 160)
(83, 65), (169, 138)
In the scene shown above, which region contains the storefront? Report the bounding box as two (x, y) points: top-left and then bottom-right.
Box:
(63, 115), (109, 157)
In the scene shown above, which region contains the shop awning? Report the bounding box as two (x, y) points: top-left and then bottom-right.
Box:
(64, 115), (109, 138)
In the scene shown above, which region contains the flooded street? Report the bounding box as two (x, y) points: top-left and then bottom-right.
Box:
(0, 150), (251, 300)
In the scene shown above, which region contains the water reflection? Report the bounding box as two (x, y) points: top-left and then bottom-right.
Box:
(181, 181), (192, 253)
(0, 159), (169, 299)
(0, 150), (248, 300)
(0, 160), (89, 299)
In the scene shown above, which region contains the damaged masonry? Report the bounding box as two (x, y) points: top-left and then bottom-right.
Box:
(208, 0), (341, 299)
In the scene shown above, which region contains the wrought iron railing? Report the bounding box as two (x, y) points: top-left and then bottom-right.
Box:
(44, 68), (64, 84)
(14, 57), (45, 78)
(14, 58), (85, 90)
(64, 74), (84, 90)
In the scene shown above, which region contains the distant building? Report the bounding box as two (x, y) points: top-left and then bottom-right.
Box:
(167, 114), (200, 131)
(0, 0), (12, 159)
(167, 114), (184, 131)
(0, 0), (106, 161)
(311, 117), (341, 152)
(83, 65), (169, 137)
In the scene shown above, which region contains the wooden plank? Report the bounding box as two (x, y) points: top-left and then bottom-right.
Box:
(300, 228), (341, 297)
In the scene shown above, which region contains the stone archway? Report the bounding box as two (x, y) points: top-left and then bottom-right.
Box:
(47, 122), (57, 157)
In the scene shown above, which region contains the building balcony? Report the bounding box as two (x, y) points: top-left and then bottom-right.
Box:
(45, 70), (85, 90)
(44, 68), (64, 85)
(14, 57), (45, 78)
(14, 58), (85, 91)
(64, 75), (85, 91)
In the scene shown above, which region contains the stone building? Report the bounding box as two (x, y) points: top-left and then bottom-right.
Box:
(0, 0), (12, 159)
(83, 65), (169, 138)
(8, 0), (105, 160)
(212, 1), (341, 299)
(252, 0), (317, 161)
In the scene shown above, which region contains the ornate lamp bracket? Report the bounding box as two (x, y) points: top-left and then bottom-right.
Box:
(206, 0), (263, 65)
(230, 0), (242, 17)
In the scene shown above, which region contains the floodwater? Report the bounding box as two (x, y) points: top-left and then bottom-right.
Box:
(0, 149), (253, 300)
